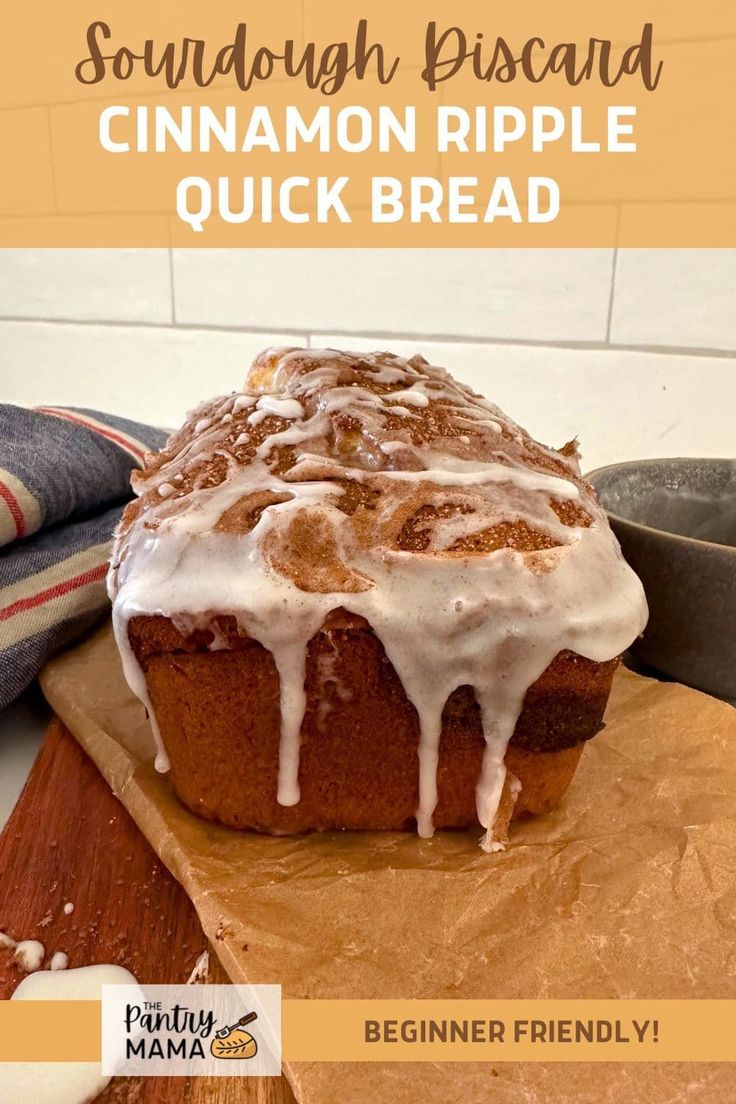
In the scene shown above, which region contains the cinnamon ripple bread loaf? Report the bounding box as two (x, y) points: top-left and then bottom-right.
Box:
(108, 348), (647, 850)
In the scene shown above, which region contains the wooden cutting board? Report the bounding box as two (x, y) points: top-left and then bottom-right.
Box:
(0, 718), (297, 1104)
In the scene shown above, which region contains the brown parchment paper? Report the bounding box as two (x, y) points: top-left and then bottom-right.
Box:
(40, 622), (736, 1104)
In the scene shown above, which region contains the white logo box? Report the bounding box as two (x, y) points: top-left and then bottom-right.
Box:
(101, 984), (281, 1077)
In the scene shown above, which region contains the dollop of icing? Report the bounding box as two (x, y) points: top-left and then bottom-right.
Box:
(108, 348), (648, 848)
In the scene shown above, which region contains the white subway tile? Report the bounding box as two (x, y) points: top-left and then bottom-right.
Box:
(173, 249), (614, 343)
(0, 250), (173, 324)
(311, 335), (736, 473)
(0, 322), (304, 427)
(611, 250), (736, 352)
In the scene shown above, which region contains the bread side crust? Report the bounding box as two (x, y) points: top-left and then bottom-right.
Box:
(130, 614), (615, 834)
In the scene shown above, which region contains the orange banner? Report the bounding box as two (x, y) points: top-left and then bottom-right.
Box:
(2, 1000), (736, 1063)
(0, 1), (734, 245)
(0, 1001), (100, 1062)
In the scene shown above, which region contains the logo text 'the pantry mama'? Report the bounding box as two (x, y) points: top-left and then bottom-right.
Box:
(101, 985), (281, 1078)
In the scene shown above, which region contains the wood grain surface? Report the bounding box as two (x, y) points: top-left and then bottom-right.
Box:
(0, 719), (296, 1104)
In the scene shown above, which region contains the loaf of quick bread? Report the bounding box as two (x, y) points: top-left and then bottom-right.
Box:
(108, 348), (647, 850)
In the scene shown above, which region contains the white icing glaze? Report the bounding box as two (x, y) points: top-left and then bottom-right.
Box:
(3, 964), (138, 1104)
(14, 939), (44, 972)
(390, 388), (430, 407)
(233, 394), (257, 413)
(109, 348), (648, 846)
(256, 395), (304, 420)
(49, 950), (69, 970)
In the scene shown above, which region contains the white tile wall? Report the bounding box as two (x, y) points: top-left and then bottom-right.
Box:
(0, 250), (172, 325)
(0, 248), (734, 465)
(611, 250), (736, 353)
(0, 320), (305, 426)
(172, 249), (614, 343)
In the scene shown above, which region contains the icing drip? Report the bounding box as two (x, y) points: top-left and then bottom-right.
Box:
(108, 347), (648, 846)
(5, 964), (139, 1104)
(14, 939), (44, 972)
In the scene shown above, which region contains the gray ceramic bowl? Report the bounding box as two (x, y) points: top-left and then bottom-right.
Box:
(587, 458), (736, 700)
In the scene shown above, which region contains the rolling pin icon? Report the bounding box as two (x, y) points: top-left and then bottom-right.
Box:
(210, 1011), (258, 1059)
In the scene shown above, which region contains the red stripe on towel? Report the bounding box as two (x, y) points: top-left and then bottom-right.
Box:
(0, 563), (108, 623)
(0, 479), (26, 539)
(36, 407), (147, 464)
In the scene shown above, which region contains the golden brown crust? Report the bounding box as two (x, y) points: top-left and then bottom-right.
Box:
(130, 614), (615, 834)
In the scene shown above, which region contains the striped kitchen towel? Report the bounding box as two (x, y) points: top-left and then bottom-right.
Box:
(0, 405), (167, 711)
